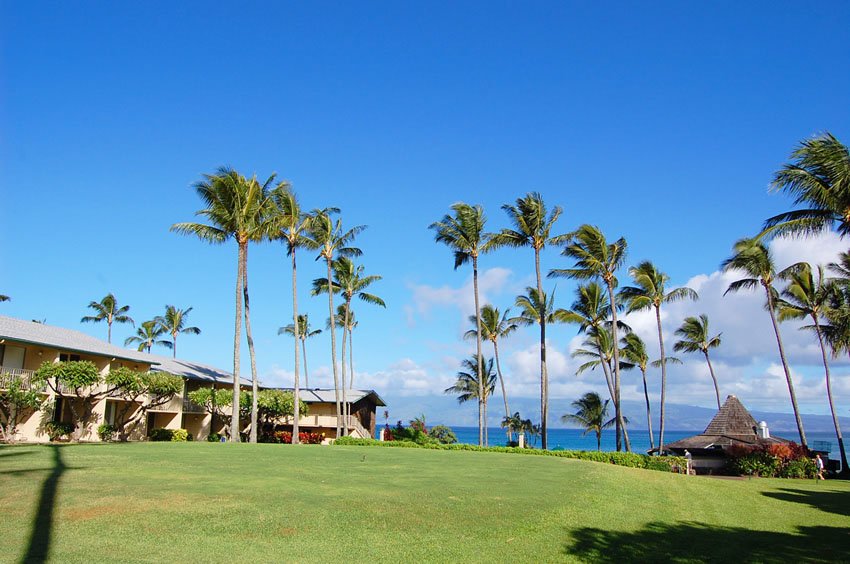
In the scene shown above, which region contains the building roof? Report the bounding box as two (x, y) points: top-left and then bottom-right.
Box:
(0, 315), (157, 365)
(146, 353), (252, 387)
(275, 388), (386, 406)
(664, 395), (790, 452)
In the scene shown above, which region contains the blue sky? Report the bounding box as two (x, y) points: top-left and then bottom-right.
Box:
(1, 2), (849, 426)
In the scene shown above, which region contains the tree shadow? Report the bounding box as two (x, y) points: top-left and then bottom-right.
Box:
(564, 522), (850, 563)
(762, 487), (850, 518)
(20, 445), (66, 564)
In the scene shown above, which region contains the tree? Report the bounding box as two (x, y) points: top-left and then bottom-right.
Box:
(0, 375), (45, 442)
(444, 355), (497, 444)
(620, 261), (697, 454)
(501, 412), (534, 446)
(762, 132), (850, 238)
(35, 360), (101, 441)
(775, 263), (847, 472)
(0, 295), (10, 302)
(255, 389), (308, 427)
(124, 320), (172, 353)
(306, 208), (364, 439)
(561, 392), (616, 452)
(269, 186), (317, 443)
(464, 305), (518, 440)
(430, 202), (490, 446)
(722, 237), (807, 448)
(171, 167), (279, 442)
(488, 193), (566, 449)
(81, 293), (134, 344)
(673, 314), (723, 410)
(550, 225), (629, 451)
(620, 332), (655, 450)
(155, 306), (201, 359)
(187, 387), (233, 439)
(313, 257), (384, 435)
(278, 315), (322, 388)
(105, 368), (183, 440)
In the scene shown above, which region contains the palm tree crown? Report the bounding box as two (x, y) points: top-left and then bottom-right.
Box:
(155, 305), (201, 359)
(444, 356), (497, 404)
(561, 392), (615, 452)
(125, 320), (171, 353)
(81, 293), (134, 344)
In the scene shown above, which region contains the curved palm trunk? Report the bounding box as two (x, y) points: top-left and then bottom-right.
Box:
(492, 340), (512, 442)
(765, 284), (807, 448)
(326, 257), (342, 438)
(534, 247), (548, 450)
(704, 351), (721, 410)
(640, 367), (654, 451)
(598, 351), (631, 452)
(813, 317), (847, 472)
(231, 241), (245, 442)
(341, 298), (352, 436)
(291, 248), (301, 445)
(243, 246), (259, 444)
(656, 306), (668, 454)
(606, 279), (626, 452)
(472, 255), (484, 447)
(301, 337), (310, 389)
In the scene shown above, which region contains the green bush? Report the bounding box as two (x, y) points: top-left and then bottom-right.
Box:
(97, 423), (116, 442)
(207, 432), (222, 442)
(45, 421), (75, 441)
(429, 425), (458, 444)
(778, 458), (816, 479)
(333, 436), (686, 473)
(149, 428), (174, 441)
(171, 429), (189, 442)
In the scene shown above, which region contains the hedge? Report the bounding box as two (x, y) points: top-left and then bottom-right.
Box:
(333, 436), (686, 473)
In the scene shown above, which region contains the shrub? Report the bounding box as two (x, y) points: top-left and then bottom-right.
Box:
(149, 428), (174, 441)
(429, 425), (458, 444)
(777, 458), (816, 479)
(45, 421), (75, 442)
(97, 423), (116, 442)
(727, 442), (814, 478)
(171, 429), (189, 442)
(207, 432), (222, 443)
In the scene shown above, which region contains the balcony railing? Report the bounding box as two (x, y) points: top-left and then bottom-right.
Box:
(0, 366), (46, 392)
(182, 397), (206, 413)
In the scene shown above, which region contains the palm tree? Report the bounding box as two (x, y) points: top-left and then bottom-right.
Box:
(154, 305), (201, 359)
(501, 412), (533, 446)
(125, 320), (172, 353)
(171, 166), (278, 442)
(464, 305), (518, 441)
(673, 314), (723, 410)
(722, 237), (807, 448)
(81, 293), (134, 344)
(306, 208), (364, 439)
(269, 185), (317, 443)
(444, 355), (497, 443)
(0, 295), (9, 302)
(621, 332), (655, 450)
(776, 263), (847, 471)
(561, 392), (616, 452)
(488, 193), (566, 449)
(620, 261), (698, 454)
(314, 259), (384, 435)
(430, 203), (490, 446)
(550, 225), (629, 451)
(278, 314), (322, 388)
(762, 133), (850, 238)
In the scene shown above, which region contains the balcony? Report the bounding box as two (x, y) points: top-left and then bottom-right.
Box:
(0, 366), (47, 393)
(182, 397), (206, 414)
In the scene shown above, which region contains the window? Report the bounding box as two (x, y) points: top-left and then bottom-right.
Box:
(1, 344), (26, 369)
(104, 401), (116, 425)
(59, 353), (81, 362)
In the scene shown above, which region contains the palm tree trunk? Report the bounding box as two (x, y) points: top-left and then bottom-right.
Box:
(704, 351), (721, 410)
(302, 337), (309, 389)
(326, 257), (342, 439)
(291, 248), (301, 445)
(606, 278), (625, 452)
(173, 333), (177, 359)
(656, 305), (668, 454)
(349, 323), (355, 432)
(231, 241), (245, 442)
(243, 246), (259, 444)
(764, 284), (807, 448)
(493, 340), (511, 442)
(341, 299), (352, 436)
(814, 317), (847, 472)
(535, 247), (548, 450)
(599, 353), (630, 451)
(640, 368), (654, 451)
(472, 255), (484, 447)
(107, 321), (112, 345)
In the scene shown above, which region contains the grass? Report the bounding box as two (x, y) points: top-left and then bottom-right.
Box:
(1, 443), (849, 563)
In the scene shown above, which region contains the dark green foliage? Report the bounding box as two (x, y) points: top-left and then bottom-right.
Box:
(149, 428), (189, 442)
(429, 425), (458, 444)
(207, 432), (222, 442)
(97, 423), (116, 442)
(727, 443), (816, 478)
(44, 421), (75, 441)
(0, 375), (46, 441)
(36, 360), (100, 390)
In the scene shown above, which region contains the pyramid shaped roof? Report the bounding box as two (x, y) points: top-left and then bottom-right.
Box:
(703, 395), (759, 436)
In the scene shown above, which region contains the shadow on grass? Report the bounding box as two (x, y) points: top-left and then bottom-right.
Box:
(20, 445), (66, 564)
(762, 487), (850, 518)
(564, 522), (850, 563)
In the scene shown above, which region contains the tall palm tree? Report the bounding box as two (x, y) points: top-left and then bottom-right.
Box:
(561, 392), (616, 452)
(444, 355), (497, 443)
(776, 263), (847, 471)
(550, 225), (629, 451)
(620, 332), (654, 450)
(722, 237), (807, 448)
(171, 166), (278, 442)
(154, 305), (201, 359)
(125, 320), (171, 353)
(306, 208), (364, 439)
(430, 203), (490, 446)
(269, 185), (316, 443)
(488, 193), (566, 449)
(81, 293), (134, 344)
(620, 261), (698, 454)
(314, 257), (384, 435)
(0, 295), (10, 302)
(464, 305), (518, 440)
(278, 314), (322, 388)
(762, 132), (850, 238)
(673, 314), (723, 410)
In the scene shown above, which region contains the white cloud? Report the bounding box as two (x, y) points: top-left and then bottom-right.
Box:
(408, 267), (514, 322)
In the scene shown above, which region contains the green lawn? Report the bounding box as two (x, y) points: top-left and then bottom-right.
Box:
(1, 443), (848, 563)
